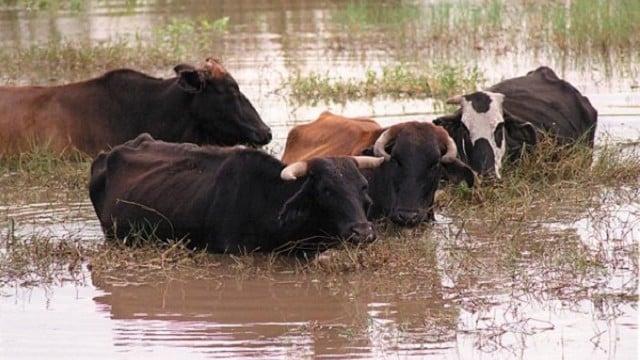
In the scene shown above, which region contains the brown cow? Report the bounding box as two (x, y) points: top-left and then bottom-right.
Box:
(282, 111), (475, 226)
(0, 58), (271, 156)
(281, 111), (383, 164)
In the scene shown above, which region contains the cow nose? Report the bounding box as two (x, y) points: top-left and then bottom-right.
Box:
(349, 222), (376, 243)
(253, 129), (272, 145)
(390, 210), (421, 227)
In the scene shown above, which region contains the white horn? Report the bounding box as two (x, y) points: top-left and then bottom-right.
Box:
(352, 156), (385, 169)
(446, 94), (463, 105)
(441, 136), (458, 164)
(280, 161), (308, 181)
(373, 129), (394, 161)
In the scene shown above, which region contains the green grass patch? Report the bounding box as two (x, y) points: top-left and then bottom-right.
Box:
(332, 0), (422, 30)
(284, 63), (484, 106)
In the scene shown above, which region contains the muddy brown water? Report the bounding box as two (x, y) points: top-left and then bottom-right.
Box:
(1, 1), (639, 359)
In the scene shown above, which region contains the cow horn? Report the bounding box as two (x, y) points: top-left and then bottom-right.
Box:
(352, 156), (385, 169)
(373, 128), (395, 161)
(441, 136), (458, 163)
(446, 94), (463, 105)
(280, 161), (309, 181)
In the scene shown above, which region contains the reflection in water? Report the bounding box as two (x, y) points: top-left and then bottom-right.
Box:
(88, 250), (455, 359)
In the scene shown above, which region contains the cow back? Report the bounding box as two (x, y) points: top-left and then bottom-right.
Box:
(282, 111), (383, 164)
(488, 66), (598, 146)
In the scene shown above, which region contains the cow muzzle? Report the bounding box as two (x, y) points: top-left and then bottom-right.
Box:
(390, 209), (432, 227)
(251, 128), (272, 146)
(347, 222), (377, 244)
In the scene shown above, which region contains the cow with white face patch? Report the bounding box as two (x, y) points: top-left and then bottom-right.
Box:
(434, 66), (598, 178)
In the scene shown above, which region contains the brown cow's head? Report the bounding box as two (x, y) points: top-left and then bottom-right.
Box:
(174, 58), (272, 146)
(368, 122), (475, 226)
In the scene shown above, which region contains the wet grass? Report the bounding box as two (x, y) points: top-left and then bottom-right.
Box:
(332, 0), (423, 30)
(284, 63), (484, 106)
(0, 17), (229, 85)
(0, 145), (90, 204)
(1, 222), (86, 288)
(1, 139), (637, 295)
(281, 0), (639, 105)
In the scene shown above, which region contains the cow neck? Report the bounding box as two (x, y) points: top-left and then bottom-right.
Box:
(103, 72), (199, 143)
(137, 78), (200, 142)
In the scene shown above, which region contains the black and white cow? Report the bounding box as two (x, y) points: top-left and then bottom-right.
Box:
(433, 66), (598, 178)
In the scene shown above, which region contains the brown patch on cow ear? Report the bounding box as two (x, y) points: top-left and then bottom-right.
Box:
(204, 57), (227, 78)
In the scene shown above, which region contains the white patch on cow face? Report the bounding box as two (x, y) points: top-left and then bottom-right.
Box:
(460, 91), (506, 178)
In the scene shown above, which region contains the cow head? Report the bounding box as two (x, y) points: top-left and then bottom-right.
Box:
(433, 91), (537, 178)
(369, 122), (475, 226)
(279, 156), (384, 244)
(174, 58), (272, 146)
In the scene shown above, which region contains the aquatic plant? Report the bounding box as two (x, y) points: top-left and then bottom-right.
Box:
(284, 63), (484, 106)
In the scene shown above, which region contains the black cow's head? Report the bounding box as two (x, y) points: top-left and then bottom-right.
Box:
(433, 91), (537, 178)
(174, 58), (272, 146)
(368, 122), (475, 226)
(279, 156), (384, 244)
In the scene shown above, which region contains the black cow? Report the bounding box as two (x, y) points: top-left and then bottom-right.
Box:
(0, 58), (271, 156)
(362, 121), (475, 225)
(281, 113), (476, 226)
(433, 66), (598, 178)
(89, 134), (384, 254)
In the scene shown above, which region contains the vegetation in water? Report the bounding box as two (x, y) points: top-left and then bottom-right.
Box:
(0, 16), (230, 85)
(284, 63), (484, 106)
(1, 139), (637, 295)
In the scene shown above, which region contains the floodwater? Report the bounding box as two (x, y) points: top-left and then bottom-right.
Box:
(1, 1), (639, 359)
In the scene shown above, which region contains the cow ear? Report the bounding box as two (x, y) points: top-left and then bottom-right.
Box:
(433, 112), (462, 136)
(504, 110), (538, 145)
(174, 64), (196, 74)
(278, 178), (312, 227)
(176, 68), (205, 93)
(441, 159), (476, 188)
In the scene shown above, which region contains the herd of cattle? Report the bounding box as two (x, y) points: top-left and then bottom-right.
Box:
(0, 58), (598, 254)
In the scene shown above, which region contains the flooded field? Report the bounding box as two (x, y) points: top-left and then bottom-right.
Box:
(1, 0), (639, 359)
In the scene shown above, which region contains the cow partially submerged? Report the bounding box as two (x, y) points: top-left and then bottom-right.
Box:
(89, 133), (383, 254)
(433, 66), (598, 178)
(282, 112), (475, 226)
(0, 58), (272, 156)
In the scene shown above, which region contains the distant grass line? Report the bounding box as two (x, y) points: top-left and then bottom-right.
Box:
(333, 0), (639, 54)
(0, 17), (229, 84)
